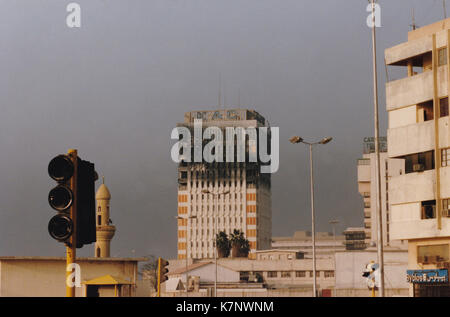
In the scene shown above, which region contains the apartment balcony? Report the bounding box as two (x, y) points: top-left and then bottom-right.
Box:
(388, 117), (450, 157)
(385, 35), (432, 66)
(386, 66), (447, 111)
(390, 202), (450, 240)
(389, 170), (435, 205)
(387, 120), (434, 157)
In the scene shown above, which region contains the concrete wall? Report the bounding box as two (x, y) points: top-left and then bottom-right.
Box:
(335, 250), (409, 297)
(0, 257), (140, 297)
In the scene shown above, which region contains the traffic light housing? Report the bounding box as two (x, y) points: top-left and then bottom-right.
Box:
(48, 154), (75, 242)
(157, 257), (169, 296)
(158, 257), (169, 282)
(48, 151), (97, 248)
(76, 158), (97, 248)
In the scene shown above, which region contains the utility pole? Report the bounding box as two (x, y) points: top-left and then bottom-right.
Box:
(369, 0), (385, 297)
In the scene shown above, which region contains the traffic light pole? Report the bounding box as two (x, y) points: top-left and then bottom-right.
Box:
(157, 257), (161, 297)
(66, 149), (77, 298)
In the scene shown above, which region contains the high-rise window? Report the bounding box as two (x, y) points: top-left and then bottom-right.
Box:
(440, 97), (449, 117)
(442, 148), (450, 167)
(439, 47), (448, 66)
(442, 199), (450, 217)
(403, 151), (435, 173)
(421, 200), (436, 219)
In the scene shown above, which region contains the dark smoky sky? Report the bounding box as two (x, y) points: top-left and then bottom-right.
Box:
(0, 0), (446, 259)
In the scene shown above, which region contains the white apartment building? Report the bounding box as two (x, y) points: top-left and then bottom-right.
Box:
(357, 137), (406, 248)
(176, 109), (272, 260)
(385, 18), (450, 296)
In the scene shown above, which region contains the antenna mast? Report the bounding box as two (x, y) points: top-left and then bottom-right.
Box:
(445, 0), (448, 19)
(218, 73), (221, 108)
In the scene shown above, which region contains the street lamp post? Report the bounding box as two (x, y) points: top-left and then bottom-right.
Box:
(290, 136), (332, 297)
(176, 215), (196, 296)
(368, 0), (385, 297)
(202, 188), (230, 297)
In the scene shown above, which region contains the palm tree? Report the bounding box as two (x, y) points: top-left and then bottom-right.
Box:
(215, 231), (231, 258)
(230, 229), (250, 258)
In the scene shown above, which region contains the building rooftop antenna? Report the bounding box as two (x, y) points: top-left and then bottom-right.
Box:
(411, 8), (417, 30)
(218, 72), (221, 108)
(238, 88), (241, 107)
(444, 0), (448, 19)
(223, 80), (226, 109)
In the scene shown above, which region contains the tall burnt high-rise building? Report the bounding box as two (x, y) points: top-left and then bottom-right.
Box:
(175, 109), (272, 260)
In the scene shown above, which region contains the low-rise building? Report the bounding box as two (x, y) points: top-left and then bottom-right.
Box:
(0, 256), (145, 297)
(166, 257), (335, 297)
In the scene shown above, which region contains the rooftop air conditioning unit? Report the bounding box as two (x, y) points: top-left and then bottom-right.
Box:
(413, 164), (425, 172)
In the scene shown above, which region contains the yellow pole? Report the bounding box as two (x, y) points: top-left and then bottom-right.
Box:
(432, 34), (442, 230)
(66, 149), (77, 297)
(371, 286), (376, 297)
(157, 257), (161, 297)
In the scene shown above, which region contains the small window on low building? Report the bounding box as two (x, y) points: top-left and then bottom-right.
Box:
(295, 271), (306, 278)
(281, 271), (291, 278)
(418, 244), (449, 264)
(324, 271), (335, 278)
(267, 271), (278, 278)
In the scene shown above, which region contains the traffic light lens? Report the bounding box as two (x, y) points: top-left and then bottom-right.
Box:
(48, 155), (74, 182)
(48, 185), (73, 211)
(48, 214), (73, 241)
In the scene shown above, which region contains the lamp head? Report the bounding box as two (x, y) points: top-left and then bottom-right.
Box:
(319, 137), (333, 144)
(289, 136), (303, 144)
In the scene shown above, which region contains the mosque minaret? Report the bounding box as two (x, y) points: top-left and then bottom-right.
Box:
(94, 177), (116, 258)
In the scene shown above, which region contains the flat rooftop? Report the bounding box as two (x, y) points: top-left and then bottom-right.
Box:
(0, 256), (147, 262)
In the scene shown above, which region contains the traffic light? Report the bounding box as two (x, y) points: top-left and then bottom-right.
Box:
(48, 154), (75, 243)
(48, 150), (97, 248)
(157, 257), (169, 297)
(76, 158), (97, 248)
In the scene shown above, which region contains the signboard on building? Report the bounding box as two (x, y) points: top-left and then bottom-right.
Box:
(189, 110), (247, 122)
(406, 269), (449, 284)
(363, 137), (387, 154)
